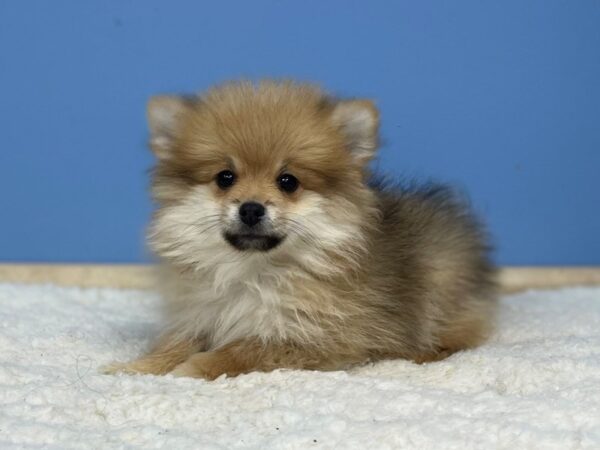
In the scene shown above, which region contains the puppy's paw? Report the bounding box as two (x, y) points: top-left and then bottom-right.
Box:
(99, 361), (132, 375)
(169, 361), (195, 378)
(170, 360), (208, 379)
(170, 353), (222, 380)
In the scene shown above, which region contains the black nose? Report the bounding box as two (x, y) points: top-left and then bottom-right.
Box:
(239, 201), (265, 227)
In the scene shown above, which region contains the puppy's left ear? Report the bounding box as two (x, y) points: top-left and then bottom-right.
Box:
(331, 99), (379, 165)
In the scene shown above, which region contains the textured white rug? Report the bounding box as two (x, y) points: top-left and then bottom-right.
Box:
(0, 283), (599, 449)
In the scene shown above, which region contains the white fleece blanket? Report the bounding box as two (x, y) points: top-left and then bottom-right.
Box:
(0, 284), (599, 449)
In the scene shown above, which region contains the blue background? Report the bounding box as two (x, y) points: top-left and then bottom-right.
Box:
(1, 1), (599, 264)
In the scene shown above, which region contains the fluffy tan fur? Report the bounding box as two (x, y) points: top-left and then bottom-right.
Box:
(104, 80), (497, 379)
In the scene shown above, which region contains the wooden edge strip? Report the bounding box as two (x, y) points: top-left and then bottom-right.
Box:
(498, 267), (600, 293)
(0, 264), (600, 293)
(0, 264), (156, 290)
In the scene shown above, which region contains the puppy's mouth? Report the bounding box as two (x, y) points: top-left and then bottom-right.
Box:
(223, 232), (284, 252)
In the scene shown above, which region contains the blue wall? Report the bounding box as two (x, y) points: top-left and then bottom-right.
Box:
(1, 1), (599, 264)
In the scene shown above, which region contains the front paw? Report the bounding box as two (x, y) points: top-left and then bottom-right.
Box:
(170, 353), (222, 380)
(99, 361), (135, 375)
(170, 360), (211, 379)
(169, 361), (197, 378)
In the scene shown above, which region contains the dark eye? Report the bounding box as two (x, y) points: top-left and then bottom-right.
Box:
(216, 170), (236, 189)
(277, 173), (299, 193)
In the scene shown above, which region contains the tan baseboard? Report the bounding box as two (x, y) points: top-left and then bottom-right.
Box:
(498, 267), (600, 293)
(0, 264), (599, 293)
(0, 264), (155, 290)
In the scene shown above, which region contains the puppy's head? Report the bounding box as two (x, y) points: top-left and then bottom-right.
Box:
(147, 81), (379, 273)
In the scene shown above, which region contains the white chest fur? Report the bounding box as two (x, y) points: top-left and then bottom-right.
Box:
(161, 257), (315, 350)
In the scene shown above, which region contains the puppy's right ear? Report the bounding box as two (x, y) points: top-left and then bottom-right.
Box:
(330, 99), (379, 166)
(147, 96), (191, 159)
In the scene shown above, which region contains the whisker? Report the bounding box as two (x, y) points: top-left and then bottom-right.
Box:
(280, 218), (325, 248)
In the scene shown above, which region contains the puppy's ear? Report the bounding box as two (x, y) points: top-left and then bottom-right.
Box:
(331, 99), (379, 165)
(147, 96), (192, 159)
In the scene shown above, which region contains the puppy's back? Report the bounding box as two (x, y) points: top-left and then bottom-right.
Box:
(365, 180), (497, 360)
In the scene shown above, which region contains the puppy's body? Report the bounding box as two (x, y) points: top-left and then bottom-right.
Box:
(107, 81), (497, 379)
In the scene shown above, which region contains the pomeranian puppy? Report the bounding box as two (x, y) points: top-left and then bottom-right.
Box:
(105, 80), (497, 379)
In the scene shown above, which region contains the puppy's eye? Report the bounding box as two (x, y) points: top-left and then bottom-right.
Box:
(216, 170), (236, 189)
(277, 173), (299, 193)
